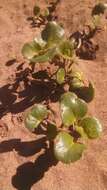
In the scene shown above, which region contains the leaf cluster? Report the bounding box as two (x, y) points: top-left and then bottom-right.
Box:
(22, 21), (75, 64)
(31, 1), (60, 26)
(25, 92), (102, 164)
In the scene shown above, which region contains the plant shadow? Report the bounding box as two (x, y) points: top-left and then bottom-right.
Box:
(0, 136), (58, 190)
(72, 85), (94, 103)
(0, 64), (64, 118)
(0, 136), (46, 157)
(12, 148), (57, 190)
(5, 59), (17, 66)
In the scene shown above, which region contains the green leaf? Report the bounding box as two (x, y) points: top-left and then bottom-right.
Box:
(54, 132), (73, 163)
(42, 21), (64, 45)
(92, 15), (101, 28)
(22, 41), (41, 59)
(47, 123), (57, 140)
(60, 92), (77, 126)
(80, 117), (102, 139)
(75, 126), (88, 139)
(59, 40), (75, 59)
(60, 92), (87, 120)
(56, 68), (65, 84)
(60, 92), (77, 107)
(70, 71), (84, 81)
(31, 47), (57, 63)
(34, 36), (46, 47)
(43, 8), (50, 17)
(25, 104), (48, 131)
(61, 106), (76, 127)
(72, 98), (88, 119)
(31, 104), (48, 120)
(68, 143), (86, 162)
(71, 78), (84, 89)
(25, 114), (40, 131)
(70, 71), (84, 89)
(54, 132), (85, 163)
(33, 6), (41, 16)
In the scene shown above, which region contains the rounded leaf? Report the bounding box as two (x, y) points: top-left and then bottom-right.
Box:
(54, 132), (85, 163)
(31, 104), (48, 120)
(56, 68), (65, 84)
(75, 126), (88, 139)
(43, 8), (49, 17)
(60, 92), (87, 119)
(71, 78), (84, 89)
(60, 92), (77, 107)
(42, 21), (64, 44)
(59, 40), (75, 59)
(73, 98), (88, 119)
(25, 104), (48, 131)
(70, 71), (84, 81)
(31, 47), (57, 63)
(25, 114), (40, 131)
(33, 6), (40, 16)
(68, 143), (86, 163)
(92, 15), (101, 28)
(34, 36), (46, 47)
(80, 117), (102, 139)
(22, 41), (41, 59)
(60, 92), (77, 126)
(61, 106), (76, 127)
(54, 132), (73, 163)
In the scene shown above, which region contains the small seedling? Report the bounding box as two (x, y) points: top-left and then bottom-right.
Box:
(92, 3), (107, 16)
(22, 3), (103, 164)
(70, 2), (107, 60)
(91, 3), (107, 30)
(33, 5), (49, 22)
(22, 21), (75, 73)
(31, 0), (60, 26)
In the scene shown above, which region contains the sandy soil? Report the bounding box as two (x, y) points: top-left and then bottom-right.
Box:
(0, 0), (107, 190)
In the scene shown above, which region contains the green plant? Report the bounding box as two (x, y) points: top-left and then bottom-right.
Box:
(22, 21), (74, 62)
(31, 0), (60, 25)
(91, 2), (107, 30)
(92, 3), (107, 16)
(22, 21), (94, 91)
(22, 15), (102, 163)
(33, 5), (49, 22)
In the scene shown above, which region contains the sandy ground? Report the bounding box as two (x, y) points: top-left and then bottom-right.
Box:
(0, 0), (107, 190)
